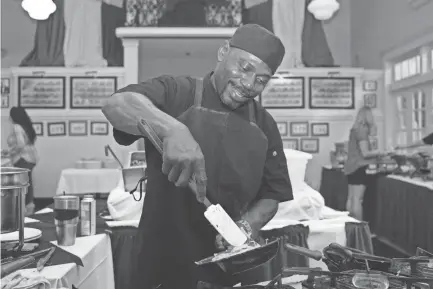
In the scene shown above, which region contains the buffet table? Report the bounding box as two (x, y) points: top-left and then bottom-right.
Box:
(374, 175), (433, 255)
(319, 166), (433, 256)
(56, 168), (121, 195)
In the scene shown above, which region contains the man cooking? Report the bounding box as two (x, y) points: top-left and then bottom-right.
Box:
(102, 24), (293, 289)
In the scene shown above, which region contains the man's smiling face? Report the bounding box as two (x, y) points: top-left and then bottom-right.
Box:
(212, 42), (272, 110)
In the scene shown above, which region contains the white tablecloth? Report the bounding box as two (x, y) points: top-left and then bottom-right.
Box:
(262, 206), (359, 269)
(387, 174), (433, 190)
(56, 168), (122, 195)
(20, 209), (115, 289)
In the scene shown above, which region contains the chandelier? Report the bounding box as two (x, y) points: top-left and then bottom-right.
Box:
(308, 0), (340, 21)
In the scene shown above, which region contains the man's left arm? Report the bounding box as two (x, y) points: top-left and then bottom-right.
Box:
(240, 119), (293, 239)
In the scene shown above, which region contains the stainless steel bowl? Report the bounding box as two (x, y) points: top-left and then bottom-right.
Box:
(1, 167), (30, 186)
(1, 184), (28, 233)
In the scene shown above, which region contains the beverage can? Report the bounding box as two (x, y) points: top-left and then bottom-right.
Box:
(80, 195), (96, 236)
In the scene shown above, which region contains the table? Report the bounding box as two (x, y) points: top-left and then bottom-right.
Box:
(374, 175), (433, 255)
(56, 168), (121, 195)
(319, 166), (433, 256)
(2, 208), (116, 289)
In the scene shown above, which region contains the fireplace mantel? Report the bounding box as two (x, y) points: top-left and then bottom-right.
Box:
(116, 27), (236, 85)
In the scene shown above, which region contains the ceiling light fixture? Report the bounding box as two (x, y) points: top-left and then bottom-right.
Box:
(307, 0), (340, 21)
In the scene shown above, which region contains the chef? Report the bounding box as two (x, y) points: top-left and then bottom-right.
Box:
(102, 24), (293, 289)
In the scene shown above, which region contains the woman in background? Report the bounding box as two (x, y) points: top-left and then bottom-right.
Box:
(2, 107), (38, 215)
(344, 106), (387, 220)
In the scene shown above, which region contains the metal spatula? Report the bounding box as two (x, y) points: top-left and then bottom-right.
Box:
(137, 118), (248, 247)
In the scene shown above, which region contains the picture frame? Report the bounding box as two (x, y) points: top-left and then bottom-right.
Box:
(90, 121), (109, 135)
(283, 139), (299, 150)
(290, 122), (309, 137)
(70, 77), (117, 109)
(260, 75), (305, 109)
(47, 122), (66, 136)
(311, 123), (330, 137)
(364, 93), (377, 108)
(1, 78), (10, 108)
(309, 77), (355, 109)
(32, 122), (44, 136)
(18, 76), (66, 109)
(276, 121), (288, 137)
(300, 138), (320, 154)
(69, 121), (88, 136)
(363, 80), (378, 92)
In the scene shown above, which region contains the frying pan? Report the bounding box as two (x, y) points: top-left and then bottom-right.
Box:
(195, 238), (280, 275)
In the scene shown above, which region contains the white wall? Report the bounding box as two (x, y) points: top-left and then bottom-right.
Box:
(1, 68), (134, 198)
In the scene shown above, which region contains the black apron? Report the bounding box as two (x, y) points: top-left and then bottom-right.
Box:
(129, 79), (268, 289)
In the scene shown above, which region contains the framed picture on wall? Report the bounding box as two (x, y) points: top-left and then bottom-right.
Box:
(70, 77), (117, 109)
(69, 121), (88, 136)
(364, 93), (377, 108)
(309, 77), (355, 109)
(1, 78), (10, 108)
(363, 80), (377, 92)
(260, 75), (305, 109)
(47, 122), (66, 136)
(90, 121), (109, 135)
(18, 77), (66, 108)
(311, 123), (330, 137)
(283, 139), (299, 150)
(300, 138), (320, 153)
(276, 121), (288, 137)
(32, 122), (44, 136)
(290, 122), (309, 137)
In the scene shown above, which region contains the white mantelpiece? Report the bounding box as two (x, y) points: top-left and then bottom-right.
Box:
(115, 27), (236, 86)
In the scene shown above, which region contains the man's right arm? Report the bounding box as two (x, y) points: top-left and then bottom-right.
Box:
(102, 91), (186, 142)
(102, 77), (189, 143)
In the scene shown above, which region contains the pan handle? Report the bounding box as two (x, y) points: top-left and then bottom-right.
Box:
(282, 267), (324, 275)
(284, 243), (323, 261)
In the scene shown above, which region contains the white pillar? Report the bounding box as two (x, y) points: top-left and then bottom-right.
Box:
(122, 38), (139, 86)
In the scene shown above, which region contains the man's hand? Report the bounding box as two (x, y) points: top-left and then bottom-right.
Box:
(162, 126), (207, 203)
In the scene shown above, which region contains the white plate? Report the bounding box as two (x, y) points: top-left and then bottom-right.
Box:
(0, 227), (42, 244)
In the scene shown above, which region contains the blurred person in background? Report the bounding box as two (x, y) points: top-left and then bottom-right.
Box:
(1, 107), (38, 215)
(344, 106), (388, 220)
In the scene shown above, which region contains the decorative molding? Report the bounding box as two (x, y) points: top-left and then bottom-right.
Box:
(116, 27), (236, 39)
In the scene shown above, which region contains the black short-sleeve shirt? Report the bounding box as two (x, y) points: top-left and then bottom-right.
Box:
(113, 73), (293, 202)
(423, 132), (433, 145)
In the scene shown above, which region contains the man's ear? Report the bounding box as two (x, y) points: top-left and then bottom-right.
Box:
(217, 40), (230, 62)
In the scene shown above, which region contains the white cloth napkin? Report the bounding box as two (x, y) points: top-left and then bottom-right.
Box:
(1, 269), (50, 289)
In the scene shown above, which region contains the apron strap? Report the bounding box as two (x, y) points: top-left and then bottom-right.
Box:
(194, 78), (204, 107)
(248, 101), (256, 124)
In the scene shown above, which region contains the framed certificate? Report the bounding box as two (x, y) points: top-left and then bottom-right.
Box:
(309, 77), (355, 109)
(276, 121), (288, 137)
(90, 121), (109, 135)
(32, 122), (44, 136)
(283, 139), (299, 150)
(69, 121), (88, 136)
(48, 122), (66, 136)
(18, 77), (65, 109)
(311, 123), (330, 137)
(260, 76), (305, 109)
(290, 122), (309, 137)
(300, 138), (320, 153)
(70, 77), (117, 109)
(1, 78), (10, 108)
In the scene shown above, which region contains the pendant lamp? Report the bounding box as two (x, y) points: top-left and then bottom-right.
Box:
(308, 0), (340, 21)
(21, 0), (57, 20)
